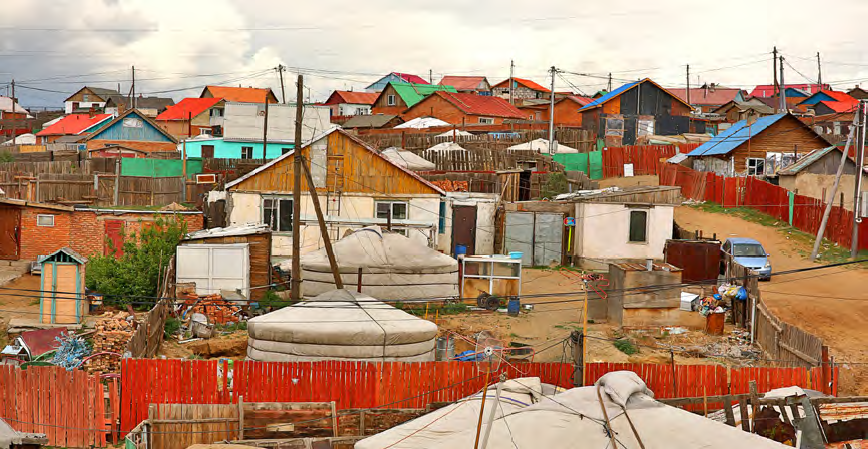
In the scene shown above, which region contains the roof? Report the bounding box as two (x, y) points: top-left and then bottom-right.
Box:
(225, 127), (445, 194)
(492, 77), (551, 93)
(201, 85), (277, 103)
(392, 72), (430, 85)
(380, 148), (436, 171)
(105, 95), (175, 110)
(777, 146), (864, 176)
(815, 99), (859, 113)
(62, 86), (120, 102)
(750, 83), (829, 97)
(323, 90), (379, 106)
(565, 95), (593, 107)
(395, 117), (451, 129)
(35, 113), (113, 136)
(580, 78), (693, 112)
(687, 113), (788, 156)
(184, 223), (271, 240)
(37, 246), (88, 264)
(0, 96), (29, 116)
(438, 76), (488, 91)
(507, 138), (579, 153)
(388, 82), (458, 107)
(84, 108), (179, 144)
(669, 87), (744, 106)
(19, 327), (67, 358)
(342, 114), (402, 129)
(427, 91), (525, 119)
(156, 97), (223, 121)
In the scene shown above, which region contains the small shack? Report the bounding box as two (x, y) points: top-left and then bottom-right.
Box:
(664, 239), (722, 283)
(606, 261), (703, 328)
(777, 145), (868, 211)
(177, 224), (272, 301)
(38, 247), (87, 325)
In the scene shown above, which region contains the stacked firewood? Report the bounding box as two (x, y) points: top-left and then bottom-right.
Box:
(84, 312), (134, 373)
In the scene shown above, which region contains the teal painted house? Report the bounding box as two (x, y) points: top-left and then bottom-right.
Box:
(182, 137), (291, 160)
(83, 108), (178, 153)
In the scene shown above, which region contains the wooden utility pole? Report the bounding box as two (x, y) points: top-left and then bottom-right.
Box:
(772, 47), (778, 113)
(299, 156), (343, 288)
(607, 73), (612, 92)
(571, 330), (583, 386)
(508, 60), (515, 105)
(779, 55), (787, 112)
(581, 278), (589, 386)
(131, 66), (136, 109)
(291, 75), (304, 302)
(278, 65), (287, 104)
(851, 101), (866, 258)
(817, 52), (823, 88)
(262, 100), (269, 159)
(548, 66), (556, 154)
(10, 79), (15, 140)
(429, 69), (433, 84)
(686, 64), (690, 106)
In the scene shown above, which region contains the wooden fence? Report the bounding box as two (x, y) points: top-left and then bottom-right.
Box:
(356, 128), (596, 153)
(127, 299), (170, 359)
(0, 365), (120, 448)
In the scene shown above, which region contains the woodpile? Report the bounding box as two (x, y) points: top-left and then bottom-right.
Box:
(83, 312), (134, 374)
(181, 295), (242, 325)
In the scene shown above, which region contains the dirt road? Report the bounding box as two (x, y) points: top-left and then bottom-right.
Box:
(676, 206), (868, 394)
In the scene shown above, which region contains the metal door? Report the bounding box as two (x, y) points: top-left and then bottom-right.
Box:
(452, 205), (477, 255)
(104, 220), (125, 257)
(176, 243), (250, 299)
(533, 213), (563, 266)
(504, 212), (534, 266)
(0, 205), (20, 260)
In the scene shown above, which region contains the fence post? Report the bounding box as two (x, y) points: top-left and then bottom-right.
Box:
(821, 346), (831, 395)
(571, 331), (582, 386)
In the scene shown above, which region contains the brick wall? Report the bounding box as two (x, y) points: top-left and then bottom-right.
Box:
(19, 207), (73, 261)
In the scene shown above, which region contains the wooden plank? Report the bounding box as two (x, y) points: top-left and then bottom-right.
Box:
(723, 395), (736, 427)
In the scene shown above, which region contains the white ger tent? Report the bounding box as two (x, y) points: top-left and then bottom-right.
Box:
(395, 117), (450, 129)
(247, 289), (438, 362)
(380, 147), (436, 171)
(435, 129), (474, 138)
(507, 138), (579, 153)
(424, 141), (467, 153)
(298, 226), (458, 301)
(356, 371), (789, 449)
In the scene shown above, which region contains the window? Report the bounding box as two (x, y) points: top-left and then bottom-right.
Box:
(605, 117), (625, 137)
(210, 108), (223, 117)
(438, 200), (447, 234)
(637, 118), (655, 137)
(201, 145), (215, 158)
(747, 158), (765, 176)
(478, 117), (495, 125)
(628, 210), (648, 243)
(376, 201), (408, 221)
(387, 94), (397, 106)
(122, 118), (143, 128)
(241, 146), (254, 159)
(82, 94), (91, 102)
(263, 197), (293, 232)
(36, 214), (55, 227)
(281, 147), (292, 155)
(199, 128), (212, 136)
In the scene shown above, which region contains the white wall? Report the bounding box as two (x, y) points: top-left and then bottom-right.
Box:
(65, 101), (106, 114)
(222, 102), (330, 142)
(337, 104), (372, 116)
(576, 202), (673, 261)
(437, 193), (499, 255)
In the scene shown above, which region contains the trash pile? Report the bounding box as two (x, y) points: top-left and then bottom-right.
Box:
(85, 312), (136, 373)
(171, 287), (248, 342)
(180, 295), (243, 325)
(697, 284), (746, 317)
(52, 332), (90, 370)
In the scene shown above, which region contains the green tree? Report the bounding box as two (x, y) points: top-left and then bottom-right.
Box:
(86, 215), (187, 306)
(541, 172), (568, 199)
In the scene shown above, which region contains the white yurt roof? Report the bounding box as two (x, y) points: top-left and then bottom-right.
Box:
(425, 141), (467, 153)
(358, 371), (789, 449)
(394, 117), (451, 129)
(435, 129), (474, 138)
(246, 289), (438, 362)
(380, 147), (436, 171)
(507, 138), (578, 153)
(1, 133), (36, 146)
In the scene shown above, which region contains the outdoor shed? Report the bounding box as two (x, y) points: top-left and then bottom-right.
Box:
(39, 247), (87, 325)
(606, 261), (702, 328)
(776, 145), (868, 211)
(178, 224), (272, 301)
(246, 289), (438, 362)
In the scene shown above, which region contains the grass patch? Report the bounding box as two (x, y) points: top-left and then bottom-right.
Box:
(164, 317), (182, 340)
(218, 321), (248, 332)
(554, 322), (583, 332)
(613, 339), (638, 355)
(442, 303), (468, 315)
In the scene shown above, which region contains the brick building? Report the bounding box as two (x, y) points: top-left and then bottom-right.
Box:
(0, 199), (203, 261)
(518, 95), (593, 126)
(400, 91), (525, 126)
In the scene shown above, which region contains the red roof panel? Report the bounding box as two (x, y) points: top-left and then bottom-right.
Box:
(156, 97), (223, 121)
(669, 87), (744, 106)
(750, 83), (829, 97)
(393, 72), (430, 85)
(492, 77), (551, 93)
(204, 85), (277, 103)
(36, 113), (112, 136)
(435, 91), (525, 118)
(816, 100), (859, 113)
(323, 91), (379, 105)
(439, 76), (486, 91)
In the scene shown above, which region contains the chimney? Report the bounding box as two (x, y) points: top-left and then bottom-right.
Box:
(645, 259), (653, 271)
(88, 105), (96, 118)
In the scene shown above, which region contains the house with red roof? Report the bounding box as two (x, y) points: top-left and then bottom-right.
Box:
(200, 85), (278, 104)
(400, 91), (525, 126)
(519, 96), (593, 126)
(365, 72), (431, 92)
(438, 76), (491, 95)
(35, 113), (113, 144)
(322, 90), (379, 116)
(669, 85), (746, 112)
(156, 97), (225, 139)
(490, 78), (551, 103)
(750, 83), (830, 98)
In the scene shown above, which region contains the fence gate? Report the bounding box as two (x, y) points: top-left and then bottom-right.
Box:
(504, 212), (534, 266)
(504, 212), (564, 267)
(0, 205), (20, 260)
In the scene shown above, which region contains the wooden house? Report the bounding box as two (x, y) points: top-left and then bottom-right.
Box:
(669, 85), (746, 112)
(39, 247), (87, 324)
(777, 146), (868, 211)
(847, 86), (868, 100)
(82, 108), (178, 153)
(371, 82), (457, 116)
(221, 127), (445, 258)
(104, 95), (175, 118)
(579, 78), (695, 146)
(712, 98), (775, 123)
(687, 113), (830, 177)
(518, 96), (592, 126)
(155, 97), (225, 139)
(400, 91), (525, 126)
(322, 91), (379, 117)
(63, 86), (120, 114)
(200, 85), (278, 104)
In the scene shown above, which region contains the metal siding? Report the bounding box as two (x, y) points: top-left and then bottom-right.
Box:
(504, 212), (534, 266)
(93, 113), (174, 142)
(533, 213), (563, 266)
(176, 243), (250, 299)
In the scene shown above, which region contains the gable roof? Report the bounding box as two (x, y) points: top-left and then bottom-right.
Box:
(226, 127), (444, 194)
(105, 95), (175, 110)
(815, 99), (860, 113)
(63, 86), (120, 102)
(35, 113), (113, 136)
(669, 86), (744, 106)
(420, 91), (525, 118)
(564, 95), (593, 107)
(38, 247), (88, 265)
(798, 90), (857, 106)
(341, 114), (402, 129)
(201, 85), (278, 103)
(438, 76), (489, 91)
(156, 97), (224, 121)
(0, 96), (29, 115)
(323, 90), (379, 106)
(777, 146), (849, 176)
(580, 78), (693, 112)
(386, 82), (458, 108)
(687, 113), (792, 156)
(492, 77), (551, 93)
(391, 72), (429, 85)
(83, 108), (178, 143)
(750, 83), (830, 98)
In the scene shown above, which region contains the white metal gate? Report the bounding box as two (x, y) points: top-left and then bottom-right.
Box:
(176, 243), (250, 299)
(504, 212), (563, 267)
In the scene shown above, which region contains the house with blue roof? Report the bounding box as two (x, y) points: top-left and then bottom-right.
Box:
(685, 113), (830, 177)
(579, 78), (696, 146)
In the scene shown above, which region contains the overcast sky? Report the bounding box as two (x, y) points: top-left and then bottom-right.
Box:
(3, 0), (868, 108)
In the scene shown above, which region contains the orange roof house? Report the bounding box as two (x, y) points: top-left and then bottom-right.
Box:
(401, 91), (524, 126)
(156, 97), (225, 138)
(200, 85), (279, 104)
(491, 77), (552, 103)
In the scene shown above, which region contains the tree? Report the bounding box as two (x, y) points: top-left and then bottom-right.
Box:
(86, 215), (187, 306)
(541, 172), (568, 199)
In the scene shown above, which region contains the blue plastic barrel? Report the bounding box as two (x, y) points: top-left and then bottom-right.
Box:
(455, 244), (468, 257)
(507, 297), (520, 316)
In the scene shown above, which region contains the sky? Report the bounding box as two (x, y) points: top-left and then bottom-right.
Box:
(2, 0), (868, 109)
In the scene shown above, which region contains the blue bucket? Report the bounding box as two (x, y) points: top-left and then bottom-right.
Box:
(455, 244), (468, 257)
(509, 251), (523, 259)
(507, 297), (520, 316)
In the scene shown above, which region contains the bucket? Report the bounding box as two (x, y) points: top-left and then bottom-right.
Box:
(455, 244), (468, 257)
(507, 297), (520, 316)
(435, 336), (455, 361)
(509, 251), (523, 260)
(705, 312), (725, 336)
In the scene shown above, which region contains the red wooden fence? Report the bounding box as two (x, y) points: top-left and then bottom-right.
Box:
(602, 144), (701, 178)
(120, 359), (574, 435)
(0, 365), (119, 448)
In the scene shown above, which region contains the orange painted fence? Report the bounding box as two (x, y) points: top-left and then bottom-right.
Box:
(0, 365), (120, 448)
(602, 144), (701, 178)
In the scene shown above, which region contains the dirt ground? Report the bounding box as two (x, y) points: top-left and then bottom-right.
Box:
(0, 274), (45, 344)
(676, 206), (868, 395)
(160, 331), (248, 359)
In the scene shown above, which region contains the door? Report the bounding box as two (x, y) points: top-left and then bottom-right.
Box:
(201, 145), (215, 158)
(104, 220), (125, 257)
(53, 264), (79, 324)
(533, 213), (563, 266)
(0, 205), (20, 260)
(176, 243), (250, 299)
(504, 212), (534, 266)
(452, 205), (477, 256)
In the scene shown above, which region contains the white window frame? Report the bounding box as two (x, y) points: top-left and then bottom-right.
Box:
(241, 146), (254, 159)
(375, 200), (409, 235)
(478, 117), (495, 125)
(747, 158), (765, 176)
(627, 209), (648, 244)
(36, 214), (55, 227)
(387, 94), (397, 106)
(262, 196), (294, 233)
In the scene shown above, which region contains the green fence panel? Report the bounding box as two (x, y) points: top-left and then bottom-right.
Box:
(588, 151), (603, 180)
(788, 191), (795, 225)
(120, 158), (203, 178)
(553, 153), (589, 174)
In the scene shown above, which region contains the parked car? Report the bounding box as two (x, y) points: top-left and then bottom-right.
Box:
(721, 237), (772, 280)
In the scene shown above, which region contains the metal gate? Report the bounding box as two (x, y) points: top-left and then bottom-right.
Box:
(504, 212), (563, 267)
(0, 205), (21, 260)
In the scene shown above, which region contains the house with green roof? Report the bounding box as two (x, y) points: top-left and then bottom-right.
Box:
(371, 82), (457, 116)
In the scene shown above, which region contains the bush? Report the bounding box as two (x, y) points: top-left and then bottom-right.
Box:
(0, 151), (13, 163)
(613, 339), (638, 355)
(541, 172), (568, 199)
(164, 317), (181, 340)
(259, 290), (293, 310)
(442, 302), (468, 315)
(86, 216), (187, 306)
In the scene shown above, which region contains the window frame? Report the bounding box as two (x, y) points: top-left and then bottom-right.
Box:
(387, 94), (397, 106)
(746, 157), (765, 176)
(241, 146), (254, 160)
(375, 200), (410, 235)
(36, 214), (55, 227)
(627, 209), (648, 244)
(478, 117), (495, 125)
(262, 196), (294, 233)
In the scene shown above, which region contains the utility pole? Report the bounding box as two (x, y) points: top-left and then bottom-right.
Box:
(429, 69), (433, 84)
(508, 60), (515, 105)
(277, 65), (287, 104)
(131, 66), (136, 109)
(811, 113), (860, 261)
(291, 75), (304, 302)
(607, 73), (612, 92)
(262, 100), (269, 159)
(851, 100), (866, 258)
(548, 66), (556, 154)
(299, 157), (343, 288)
(686, 64), (690, 106)
(817, 52), (823, 88)
(779, 55), (787, 112)
(772, 47), (779, 113)
(10, 79), (15, 141)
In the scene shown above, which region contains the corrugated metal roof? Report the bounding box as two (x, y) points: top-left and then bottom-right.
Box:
(669, 87), (744, 106)
(203, 85), (277, 103)
(777, 146), (865, 176)
(323, 90), (379, 106)
(816, 99), (859, 113)
(35, 113), (113, 136)
(492, 77), (551, 92)
(579, 80), (641, 111)
(184, 223), (270, 240)
(433, 91), (525, 118)
(156, 97), (223, 121)
(439, 76), (488, 91)
(687, 113), (787, 157)
(393, 72), (430, 85)
(391, 82), (458, 107)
